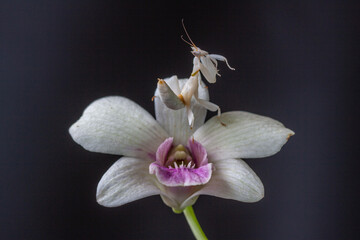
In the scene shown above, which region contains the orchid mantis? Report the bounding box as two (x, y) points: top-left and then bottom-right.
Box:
(157, 21), (235, 128)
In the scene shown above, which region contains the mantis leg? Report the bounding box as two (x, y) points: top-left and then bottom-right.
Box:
(194, 91), (221, 117)
(186, 105), (195, 129)
(157, 78), (185, 110)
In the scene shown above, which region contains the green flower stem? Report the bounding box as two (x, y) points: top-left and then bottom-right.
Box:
(183, 206), (208, 240)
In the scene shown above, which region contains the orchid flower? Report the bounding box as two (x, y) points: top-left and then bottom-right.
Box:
(69, 77), (294, 215)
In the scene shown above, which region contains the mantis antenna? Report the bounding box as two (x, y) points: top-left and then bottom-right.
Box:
(181, 19), (198, 49)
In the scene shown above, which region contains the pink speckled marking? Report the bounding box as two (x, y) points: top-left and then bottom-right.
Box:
(149, 137), (212, 187)
(149, 163), (212, 187)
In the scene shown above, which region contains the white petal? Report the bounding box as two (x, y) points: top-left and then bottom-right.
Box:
(160, 188), (199, 211)
(194, 111), (294, 160)
(69, 96), (168, 159)
(97, 157), (160, 207)
(189, 158), (264, 203)
(154, 76), (208, 145)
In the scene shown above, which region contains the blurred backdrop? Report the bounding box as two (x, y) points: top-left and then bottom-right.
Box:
(1, 1), (359, 239)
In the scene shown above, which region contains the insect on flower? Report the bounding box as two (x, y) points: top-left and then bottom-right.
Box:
(181, 21), (235, 84)
(157, 20), (235, 128)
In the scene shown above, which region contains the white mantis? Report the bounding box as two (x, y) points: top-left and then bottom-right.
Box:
(157, 21), (235, 128)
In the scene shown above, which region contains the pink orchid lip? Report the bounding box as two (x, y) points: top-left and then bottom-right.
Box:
(149, 137), (213, 187)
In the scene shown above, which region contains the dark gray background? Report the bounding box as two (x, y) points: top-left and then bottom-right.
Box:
(1, 1), (359, 239)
